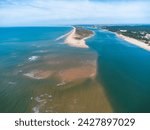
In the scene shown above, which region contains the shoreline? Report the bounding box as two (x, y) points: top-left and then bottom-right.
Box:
(116, 33), (150, 52)
(65, 27), (95, 48)
(101, 28), (150, 52)
(55, 28), (74, 41)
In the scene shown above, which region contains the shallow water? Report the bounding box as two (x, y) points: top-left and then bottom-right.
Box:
(0, 27), (111, 112)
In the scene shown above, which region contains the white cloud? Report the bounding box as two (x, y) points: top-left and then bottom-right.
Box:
(0, 0), (149, 26)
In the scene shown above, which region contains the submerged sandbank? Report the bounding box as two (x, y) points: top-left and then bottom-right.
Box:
(23, 60), (96, 81)
(21, 27), (112, 112)
(24, 70), (53, 80)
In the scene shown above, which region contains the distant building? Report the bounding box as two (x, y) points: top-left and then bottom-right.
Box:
(145, 34), (150, 39)
(131, 31), (136, 34)
(140, 31), (146, 35)
(120, 30), (127, 32)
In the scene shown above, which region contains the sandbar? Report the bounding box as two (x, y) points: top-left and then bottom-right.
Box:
(65, 27), (94, 48)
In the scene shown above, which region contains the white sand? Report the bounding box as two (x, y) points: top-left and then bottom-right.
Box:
(56, 31), (71, 41)
(116, 33), (150, 51)
(65, 27), (94, 48)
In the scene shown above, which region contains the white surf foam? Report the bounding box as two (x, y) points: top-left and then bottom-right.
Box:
(57, 81), (66, 87)
(34, 50), (48, 54)
(56, 31), (72, 41)
(32, 94), (53, 113)
(8, 81), (16, 85)
(28, 56), (39, 61)
(32, 106), (40, 113)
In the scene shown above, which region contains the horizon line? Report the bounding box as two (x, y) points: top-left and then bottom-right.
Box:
(0, 23), (150, 27)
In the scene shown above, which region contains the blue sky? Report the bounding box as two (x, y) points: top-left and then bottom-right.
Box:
(0, 0), (150, 26)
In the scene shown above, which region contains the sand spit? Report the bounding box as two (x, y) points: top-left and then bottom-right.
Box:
(65, 27), (94, 48)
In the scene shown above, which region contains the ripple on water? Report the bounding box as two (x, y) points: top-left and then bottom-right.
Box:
(33, 50), (48, 54)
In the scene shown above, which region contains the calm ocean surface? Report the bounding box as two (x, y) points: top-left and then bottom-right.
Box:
(0, 27), (150, 112)
(87, 28), (150, 112)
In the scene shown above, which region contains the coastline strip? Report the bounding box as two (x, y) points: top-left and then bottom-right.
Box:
(116, 33), (150, 52)
(55, 28), (74, 41)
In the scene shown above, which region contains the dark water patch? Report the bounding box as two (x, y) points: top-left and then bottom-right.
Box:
(87, 29), (150, 112)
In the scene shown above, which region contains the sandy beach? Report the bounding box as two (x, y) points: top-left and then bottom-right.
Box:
(65, 27), (94, 48)
(116, 33), (150, 51)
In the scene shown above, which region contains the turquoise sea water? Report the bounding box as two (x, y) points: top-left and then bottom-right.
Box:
(0, 26), (150, 112)
(0, 27), (71, 69)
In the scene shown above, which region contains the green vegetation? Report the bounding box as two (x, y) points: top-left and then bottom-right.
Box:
(74, 26), (94, 40)
(101, 25), (150, 45)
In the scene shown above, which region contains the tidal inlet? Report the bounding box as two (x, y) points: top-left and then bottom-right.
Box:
(1, 0), (150, 113)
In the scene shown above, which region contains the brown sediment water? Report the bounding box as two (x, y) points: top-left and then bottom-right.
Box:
(0, 27), (112, 113)
(22, 29), (113, 112)
(29, 79), (112, 113)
